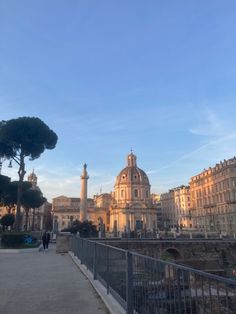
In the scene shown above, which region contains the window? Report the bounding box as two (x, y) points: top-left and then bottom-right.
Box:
(121, 190), (124, 198)
(134, 189), (138, 197)
(146, 190), (149, 197)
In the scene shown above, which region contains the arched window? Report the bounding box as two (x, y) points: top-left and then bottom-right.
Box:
(134, 189), (138, 197)
(121, 189), (124, 198)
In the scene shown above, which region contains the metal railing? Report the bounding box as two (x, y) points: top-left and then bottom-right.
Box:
(70, 236), (236, 313)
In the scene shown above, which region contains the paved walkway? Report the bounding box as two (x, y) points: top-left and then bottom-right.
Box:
(0, 245), (109, 314)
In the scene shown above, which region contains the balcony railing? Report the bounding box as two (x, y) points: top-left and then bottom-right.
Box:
(203, 203), (216, 208)
(227, 200), (236, 204)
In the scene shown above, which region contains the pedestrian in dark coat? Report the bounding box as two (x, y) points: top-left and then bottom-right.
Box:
(42, 232), (47, 250)
(46, 232), (50, 249)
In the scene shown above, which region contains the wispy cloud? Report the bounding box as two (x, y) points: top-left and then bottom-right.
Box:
(147, 107), (236, 175)
(189, 107), (231, 137)
(2, 106), (236, 201)
(148, 133), (236, 175)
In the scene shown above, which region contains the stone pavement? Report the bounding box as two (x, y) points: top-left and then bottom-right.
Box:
(0, 245), (109, 314)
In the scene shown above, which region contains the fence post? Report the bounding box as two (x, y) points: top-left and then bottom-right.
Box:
(126, 251), (133, 314)
(70, 235), (73, 253)
(76, 238), (81, 262)
(77, 237), (80, 259)
(93, 242), (97, 280)
(176, 269), (182, 313)
(106, 246), (109, 294)
(81, 239), (84, 265)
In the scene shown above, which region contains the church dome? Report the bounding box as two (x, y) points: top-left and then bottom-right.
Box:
(114, 152), (151, 203)
(115, 154), (150, 186)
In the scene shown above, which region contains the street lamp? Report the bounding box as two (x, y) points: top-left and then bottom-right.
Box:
(0, 157), (14, 174)
(0, 157), (6, 174)
(8, 160), (13, 168)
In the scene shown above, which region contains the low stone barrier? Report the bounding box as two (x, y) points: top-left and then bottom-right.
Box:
(56, 232), (72, 253)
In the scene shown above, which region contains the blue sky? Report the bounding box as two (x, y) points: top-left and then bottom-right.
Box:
(1, 1), (236, 201)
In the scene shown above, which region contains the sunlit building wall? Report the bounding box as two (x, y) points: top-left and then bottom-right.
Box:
(160, 186), (191, 230)
(190, 157), (236, 234)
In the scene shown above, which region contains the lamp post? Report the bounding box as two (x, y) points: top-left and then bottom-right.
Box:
(0, 157), (13, 174)
(0, 158), (3, 174)
(0, 157), (6, 174)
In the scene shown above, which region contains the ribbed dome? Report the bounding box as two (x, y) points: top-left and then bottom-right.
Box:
(116, 166), (150, 186)
(115, 153), (150, 187)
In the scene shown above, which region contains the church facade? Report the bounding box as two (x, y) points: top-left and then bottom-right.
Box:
(52, 152), (158, 234)
(110, 152), (158, 233)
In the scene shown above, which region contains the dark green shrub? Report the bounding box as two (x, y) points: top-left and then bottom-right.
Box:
(61, 220), (98, 237)
(1, 233), (37, 248)
(0, 214), (15, 229)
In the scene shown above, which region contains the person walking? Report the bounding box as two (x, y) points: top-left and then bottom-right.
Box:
(42, 231), (47, 250)
(46, 231), (51, 250)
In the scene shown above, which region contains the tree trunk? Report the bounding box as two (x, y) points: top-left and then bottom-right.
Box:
(31, 208), (35, 231)
(25, 208), (29, 231)
(15, 152), (26, 232)
(7, 205), (14, 214)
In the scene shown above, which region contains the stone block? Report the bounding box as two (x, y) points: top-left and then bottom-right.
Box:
(56, 232), (71, 253)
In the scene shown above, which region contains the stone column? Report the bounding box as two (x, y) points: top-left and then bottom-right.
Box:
(40, 215), (44, 231)
(80, 164), (89, 222)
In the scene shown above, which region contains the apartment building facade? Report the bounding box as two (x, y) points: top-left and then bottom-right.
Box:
(190, 157), (236, 234)
(160, 186), (191, 230)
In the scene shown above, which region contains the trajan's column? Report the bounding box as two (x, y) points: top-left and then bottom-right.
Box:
(80, 163), (89, 222)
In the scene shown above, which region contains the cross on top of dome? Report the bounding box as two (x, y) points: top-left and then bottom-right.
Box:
(127, 151), (137, 167)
